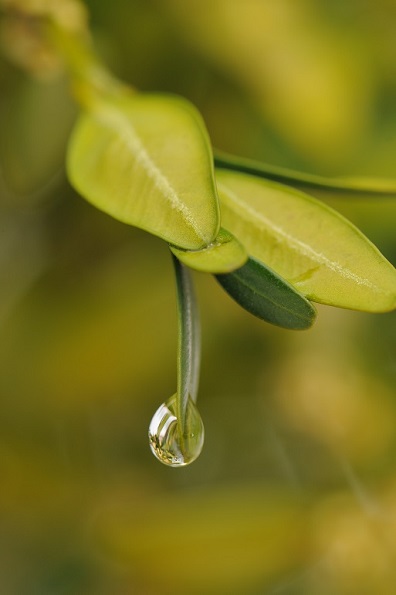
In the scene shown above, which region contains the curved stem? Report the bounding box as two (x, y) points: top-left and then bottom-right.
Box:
(46, 20), (129, 107)
(0, 3), (127, 107)
(172, 253), (201, 437)
(214, 150), (396, 197)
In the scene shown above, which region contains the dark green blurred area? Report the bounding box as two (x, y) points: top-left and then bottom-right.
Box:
(0, 1), (396, 593)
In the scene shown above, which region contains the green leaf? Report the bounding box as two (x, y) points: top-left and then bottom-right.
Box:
(67, 93), (220, 250)
(215, 151), (396, 197)
(170, 228), (247, 273)
(217, 169), (396, 312)
(216, 257), (316, 330)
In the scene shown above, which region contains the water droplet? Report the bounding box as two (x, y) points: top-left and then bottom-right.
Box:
(148, 394), (204, 467)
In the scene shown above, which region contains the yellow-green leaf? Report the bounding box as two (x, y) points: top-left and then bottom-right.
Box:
(67, 93), (220, 250)
(170, 229), (247, 273)
(217, 170), (396, 312)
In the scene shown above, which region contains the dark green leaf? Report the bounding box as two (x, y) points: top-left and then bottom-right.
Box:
(216, 257), (317, 330)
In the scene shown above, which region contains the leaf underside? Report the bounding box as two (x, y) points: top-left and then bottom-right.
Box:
(170, 228), (247, 273)
(217, 169), (396, 312)
(216, 257), (317, 330)
(67, 93), (220, 250)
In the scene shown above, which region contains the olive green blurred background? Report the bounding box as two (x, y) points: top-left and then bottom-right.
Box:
(0, 1), (396, 593)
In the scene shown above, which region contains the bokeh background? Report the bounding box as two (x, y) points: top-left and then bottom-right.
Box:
(0, 1), (396, 593)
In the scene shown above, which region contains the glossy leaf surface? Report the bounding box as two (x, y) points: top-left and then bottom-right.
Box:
(217, 170), (396, 312)
(216, 257), (316, 329)
(170, 229), (247, 273)
(67, 93), (220, 249)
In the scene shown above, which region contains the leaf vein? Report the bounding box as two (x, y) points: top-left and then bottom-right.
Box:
(97, 105), (206, 243)
(219, 182), (381, 292)
(232, 273), (311, 321)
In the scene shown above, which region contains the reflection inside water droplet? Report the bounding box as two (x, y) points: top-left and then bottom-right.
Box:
(148, 394), (204, 467)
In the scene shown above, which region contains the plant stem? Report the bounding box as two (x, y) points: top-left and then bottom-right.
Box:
(214, 150), (396, 197)
(172, 253), (201, 438)
(46, 20), (128, 107)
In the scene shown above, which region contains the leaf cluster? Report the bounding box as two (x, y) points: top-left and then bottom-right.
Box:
(4, 3), (394, 330)
(67, 89), (396, 330)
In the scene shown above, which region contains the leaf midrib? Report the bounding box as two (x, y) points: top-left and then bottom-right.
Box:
(218, 181), (382, 293)
(95, 103), (208, 244)
(230, 269), (314, 323)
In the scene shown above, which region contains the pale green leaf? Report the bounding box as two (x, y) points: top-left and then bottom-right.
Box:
(217, 170), (396, 312)
(217, 257), (317, 330)
(67, 93), (220, 249)
(170, 229), (247, 273)
(215, 151), (396, 197)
